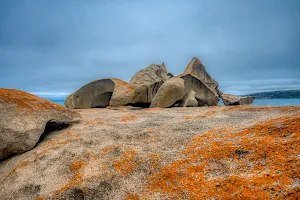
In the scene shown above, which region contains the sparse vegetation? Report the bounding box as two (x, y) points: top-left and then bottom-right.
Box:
(1, 106), (299, 199)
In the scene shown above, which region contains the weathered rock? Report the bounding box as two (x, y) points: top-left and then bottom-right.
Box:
(221, 93), (255, 106)
(64, 92), (75, 109)
(109, 78), (135, 107)
(0, 88), (80, 160)
(183, 57), (219, 94)
(130, 63), (169, 105)
(216, 88), (223, 97)
(183, 75), (220, 106)
(65, 78), (135, 109)
(180, 90), (198, 107)
(150, 77), (185, 108)
(0, 106), (299, 200)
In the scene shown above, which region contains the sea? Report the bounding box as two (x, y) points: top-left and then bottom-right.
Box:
(49, 99), (300, 107)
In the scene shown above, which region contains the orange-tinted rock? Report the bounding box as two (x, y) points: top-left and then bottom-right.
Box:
(0, 88), (80, 159)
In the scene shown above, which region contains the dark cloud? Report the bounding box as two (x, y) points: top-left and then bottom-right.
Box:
(0, 0), (299, 98)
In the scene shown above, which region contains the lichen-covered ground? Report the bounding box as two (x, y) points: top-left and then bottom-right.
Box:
(0, 106), (299, 199)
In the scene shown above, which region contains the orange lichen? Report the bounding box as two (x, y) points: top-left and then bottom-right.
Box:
(85, 119), (112, 126)
(146, 128), (153, 132)
(144, 114), (300, 199)
(101, 145), (122, 158)
(37, 148), (51, 156)
(0, 88), (67, 112)
(34, 195), (45, 200)
(113, 150), (137, 175)
(143, 107), (162, 112)
(124, 193), (139, 200)
(111, 78), (135, 94)
(9, 161), (29, 175)
(53, 159), (87, 196)
(122, 116), (137, 123)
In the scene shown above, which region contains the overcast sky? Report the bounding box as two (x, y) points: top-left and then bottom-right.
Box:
(0, 0), (299, 99)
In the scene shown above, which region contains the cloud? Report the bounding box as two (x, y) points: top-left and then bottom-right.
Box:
(0, 0), (299, 99)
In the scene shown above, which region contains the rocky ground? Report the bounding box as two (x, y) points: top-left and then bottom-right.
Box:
(0, 105), (299, 199)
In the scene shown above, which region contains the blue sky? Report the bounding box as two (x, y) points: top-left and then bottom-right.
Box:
(0, 0), (299, 99)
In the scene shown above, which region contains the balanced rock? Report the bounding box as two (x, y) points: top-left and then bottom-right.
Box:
(65, 78), (135, 109)
(183, 57), (219, 94)
(150, 77), (185, 108)
(0, 88), (80, 160)
(221, 93), (255, 106)
(130, 63), (169, 105)
(180, 90), (198, 107)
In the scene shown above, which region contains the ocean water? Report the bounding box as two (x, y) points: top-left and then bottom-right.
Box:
(251, 99), (300, 106)
(50, 100), (65, 106)
(49, 99), (300, 107)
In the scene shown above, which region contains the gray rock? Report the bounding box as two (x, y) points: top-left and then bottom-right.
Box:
(65, 78), (135, 108)
(183, 57), (219, 94)
(150, 77), (185, 108)
(130, 63), (169, 105)
(221, 93), (255, 106)
(0, 88), (80, 160)
(182, 74), (220, 106)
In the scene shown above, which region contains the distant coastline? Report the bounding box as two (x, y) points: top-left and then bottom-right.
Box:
(246, 90), (300, 99)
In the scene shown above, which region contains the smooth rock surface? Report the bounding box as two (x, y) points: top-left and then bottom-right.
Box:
(0, 89), (80, 160)
(221, 93), (255, 106)
(180, 90), (198, 107)
(65, 78), (135, 108)
(150, 77), (185, 108)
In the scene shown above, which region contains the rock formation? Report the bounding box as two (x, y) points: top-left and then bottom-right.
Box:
(0, 89), (80, 160)
(64, 56), (254, 109)
(65, 78), (134, 109)
(182, 74), (220, 106)
(221, 93), (255, 106)
(180, 90), (198, 107)
(150, 77), (185, 108)
(130, 63), (169, 106)
(182, 57), (219, 94)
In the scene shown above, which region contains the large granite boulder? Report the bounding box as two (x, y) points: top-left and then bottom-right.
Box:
(181, 57), (220, 106)
(130, 63), (169, 105)
(0, 88), (80, 160)
(150, 77), (185, 108)
(221, 93), (255, 106)
(182, 75), (220, 106)
(183, 57), (219, 94)
(65, 78), (135, 109)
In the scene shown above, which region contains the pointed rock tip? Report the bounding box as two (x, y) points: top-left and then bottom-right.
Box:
(192, 56), (203, 64)
(160, 62), (167, 72)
